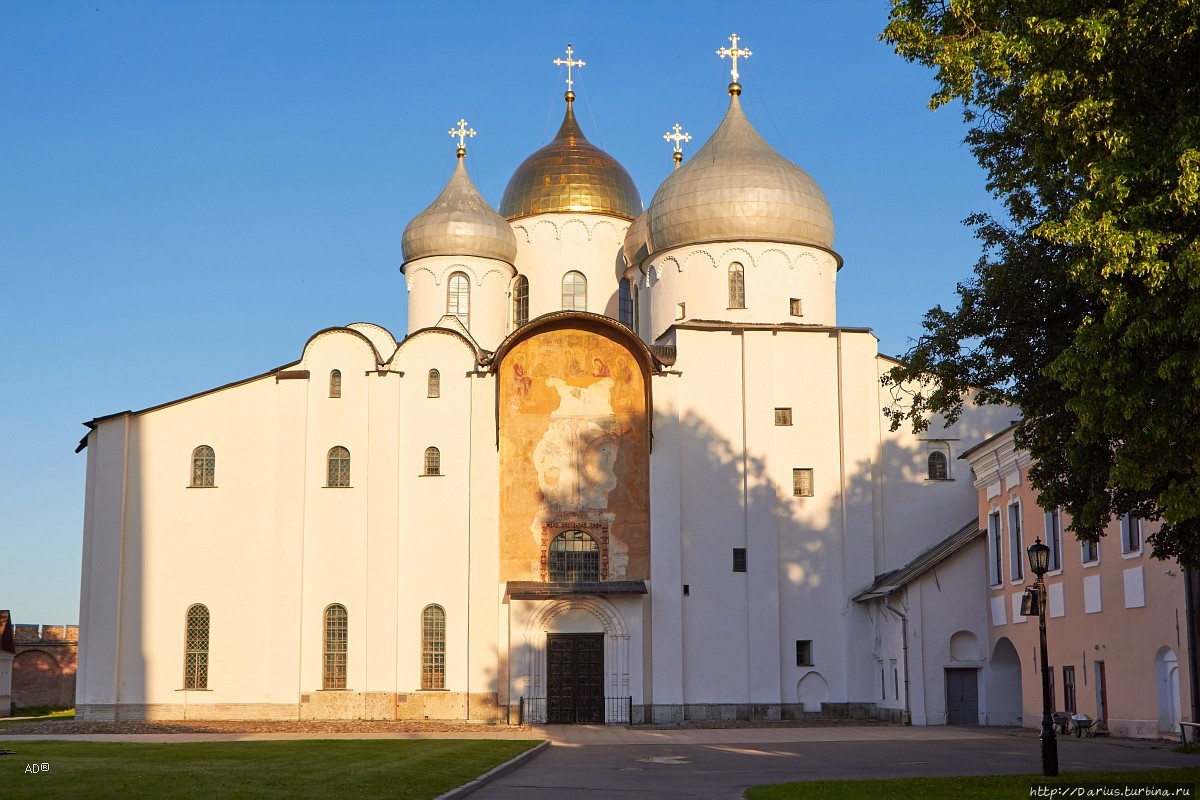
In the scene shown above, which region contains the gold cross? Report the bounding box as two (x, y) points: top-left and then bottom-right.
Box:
(448, 119), (476, 156)
(663, 124), (692, 168)
(717, 33), (752, 82)
(552, 43), (586, 92)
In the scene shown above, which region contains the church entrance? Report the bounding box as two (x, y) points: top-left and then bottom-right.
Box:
(547, 633), (604, 724)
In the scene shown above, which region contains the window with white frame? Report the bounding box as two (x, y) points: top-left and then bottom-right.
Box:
(1008, 501), (1025, 580)
(1120, 513), (1142, 554)
(1044, 508), (1063, 571)
(1082, 537), (1099, 565)
(792, 468), (814, 497)
(988, 510), (1003, 586)
(447, 272), (470, 329)
(728, 262), (746, 308)
(561, 271), (587, 311)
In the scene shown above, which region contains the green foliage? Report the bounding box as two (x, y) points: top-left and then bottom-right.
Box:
(880, 0), (1200, 564)
(0, 739), (539, 799)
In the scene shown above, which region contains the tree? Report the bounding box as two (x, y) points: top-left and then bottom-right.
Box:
(881, 0), (1200, 565)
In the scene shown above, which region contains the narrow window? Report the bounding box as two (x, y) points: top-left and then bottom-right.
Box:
(424, 446), (441, 476)
(562, 271), (587, 311)
(619, 277), (634, 328)
(327, 446), (350, 487)
(329, 369), (342, 398)
(447, 271), (470, 329)
(732, 547), (747, 572)
(1121, 513), (1142, 554)
(796, 640), (813, 667)
(789, 298), (803, 317)
(548, 531), (600, 582)
(323, 604), (348, 690)
(631, 283), (639, 333)
(927, 451), (948, 481)
(775, 408), (793, 426)
(427, 369), (440, 398)
(513, 275), (529, 329)
(421, 605), (446, 690)
(1063, 666), (1077, 713)
(183, 603), (209, 690)
(1008, 502), (1024, 580)
(792, 468), (814, 497)
(989, 510), (1003, 585)
(728, 262), (745, 309)
(191, 445), (215, 487)
(675, 302), (686, 321)
(1045, 509), (1063, 571)
(1082, 538), (1099, 564)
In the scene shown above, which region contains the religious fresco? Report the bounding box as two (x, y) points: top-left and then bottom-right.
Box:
(498, 319), (650, 582)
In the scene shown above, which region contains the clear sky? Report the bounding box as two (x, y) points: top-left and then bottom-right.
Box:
(0, 1), (996, 624)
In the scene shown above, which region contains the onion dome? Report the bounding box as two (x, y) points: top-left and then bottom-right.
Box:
(402, 152), (517, 265)
(645, 83), (834, 255)
(622, 211), (650, 267)
(499, 93), (642, 221)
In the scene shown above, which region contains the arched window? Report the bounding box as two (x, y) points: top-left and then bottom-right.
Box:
(323, 604), (348, 690)
(548, 530), (600, 582)
(562, 271), (587, 312)
(183, 604), (209, 690)
(728, 262), (746, 308)
(329, 369), (342, 398)
(421, 605), (446, 690)
(327, 446), (350, 487)
(424, 446), (441, 476)
(427, 369), (440, 398)
(191, 445), (215, 487)
(513, 275), (529, 329)
(447, 272), (470, 329)
(619, 277), (634, 328)
(927, 451), (949, 481)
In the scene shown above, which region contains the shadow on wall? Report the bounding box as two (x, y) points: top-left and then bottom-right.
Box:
(12, 625), (78, 709)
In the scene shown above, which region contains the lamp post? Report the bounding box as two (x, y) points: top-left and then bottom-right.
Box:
(1022, 537), (1058, 777)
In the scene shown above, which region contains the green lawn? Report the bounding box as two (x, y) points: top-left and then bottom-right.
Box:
(0, 707), (74, 727)
(746, 768), (1200, 799)
(0, 739), (540, 799)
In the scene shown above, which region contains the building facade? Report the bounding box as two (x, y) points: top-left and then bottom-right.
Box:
(76, 47), (1014, 723)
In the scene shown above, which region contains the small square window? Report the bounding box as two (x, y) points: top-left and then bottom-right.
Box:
(732, 548), (747, 572)
(775, 407), (792, 426)
(796, 640), (813, 667)
(793, 468), (814, 497)
(789, 298), (802, 317)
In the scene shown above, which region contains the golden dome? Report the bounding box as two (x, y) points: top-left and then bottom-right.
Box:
(499, 95), (642, 221)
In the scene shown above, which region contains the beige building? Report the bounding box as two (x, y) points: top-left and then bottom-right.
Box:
(962, 424), (1194, 738)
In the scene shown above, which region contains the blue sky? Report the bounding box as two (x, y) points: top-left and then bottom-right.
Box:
(0, 1), (995, 624)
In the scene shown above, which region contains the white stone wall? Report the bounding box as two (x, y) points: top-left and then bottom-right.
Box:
(402, 255), (513, 350)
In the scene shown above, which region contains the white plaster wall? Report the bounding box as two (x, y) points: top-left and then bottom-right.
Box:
(644, 242), (838, 341)
(402, 255), (513, 350)
(509, 214), (630, 324)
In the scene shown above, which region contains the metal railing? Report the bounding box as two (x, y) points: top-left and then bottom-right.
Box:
(519, 696), (633, 725)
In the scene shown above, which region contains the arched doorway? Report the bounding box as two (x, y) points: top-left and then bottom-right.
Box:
(986, 637), (1023, 726)
(1156, 646), (1182, 734)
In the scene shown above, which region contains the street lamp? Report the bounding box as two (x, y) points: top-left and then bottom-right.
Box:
(1023, 538), (1058, 777)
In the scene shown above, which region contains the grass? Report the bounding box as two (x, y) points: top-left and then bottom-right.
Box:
(0, 739), (540, 799)
(745, 768), (1200, 799)
(0, 707), (74, 726)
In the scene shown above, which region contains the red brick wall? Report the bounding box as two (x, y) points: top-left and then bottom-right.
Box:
(12, 625), (78, 709)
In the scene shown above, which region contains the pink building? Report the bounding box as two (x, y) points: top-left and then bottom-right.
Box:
(963, 424), (1194, 738)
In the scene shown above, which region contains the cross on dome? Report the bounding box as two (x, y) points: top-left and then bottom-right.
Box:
(663, 123), (692, 168)
(717, 33), (752, 83)
(448, 119), (476, 158)
(552, 43), (586, 97)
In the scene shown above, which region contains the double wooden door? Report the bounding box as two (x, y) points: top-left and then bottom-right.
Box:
(547, 633), (604, 724)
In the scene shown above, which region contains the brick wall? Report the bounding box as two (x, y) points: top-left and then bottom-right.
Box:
(12, 624), (78, 709)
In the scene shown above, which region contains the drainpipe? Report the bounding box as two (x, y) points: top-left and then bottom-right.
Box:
(885, 591), (912, 726)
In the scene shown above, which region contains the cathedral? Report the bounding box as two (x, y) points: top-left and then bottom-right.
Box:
(76, 39), (1011, 725)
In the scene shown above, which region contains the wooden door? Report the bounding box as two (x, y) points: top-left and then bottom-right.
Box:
(547, 634), (604, 724)
(946, 668), (979, 725)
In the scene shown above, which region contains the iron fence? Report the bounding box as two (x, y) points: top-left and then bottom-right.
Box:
(519, 695), (633, 725)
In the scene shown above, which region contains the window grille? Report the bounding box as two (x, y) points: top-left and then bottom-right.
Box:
(513, 275), (529, 328)
(447, 272), (470, 329)
(548, 531), (600, 582)
(795, 640), (813, 667)
(562, 271), (587, 311)
(775, 407), (792, 426)
(421, 605), (446, 690)
(619, 277), (634, 328)
(927, 451), (948, 480)
(327, 446), (350, 487)
(184, 603), (209, 689)
(792, 468), (814, 497)
(427, 369), (440, 398)
(191, 445), (215, 487)
(732, 547), (747, 572)
(789, 298), (803, 317)
(728, 262), (745, 308)
(329, 369), (341, 398)
(323, 604), (348, 690)
(424, 446), (441, 476)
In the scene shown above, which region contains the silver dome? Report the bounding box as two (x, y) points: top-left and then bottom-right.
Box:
(402, 156), (518, 265)
(622, 210), (649, 267)
(645, 90), (834, 255)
